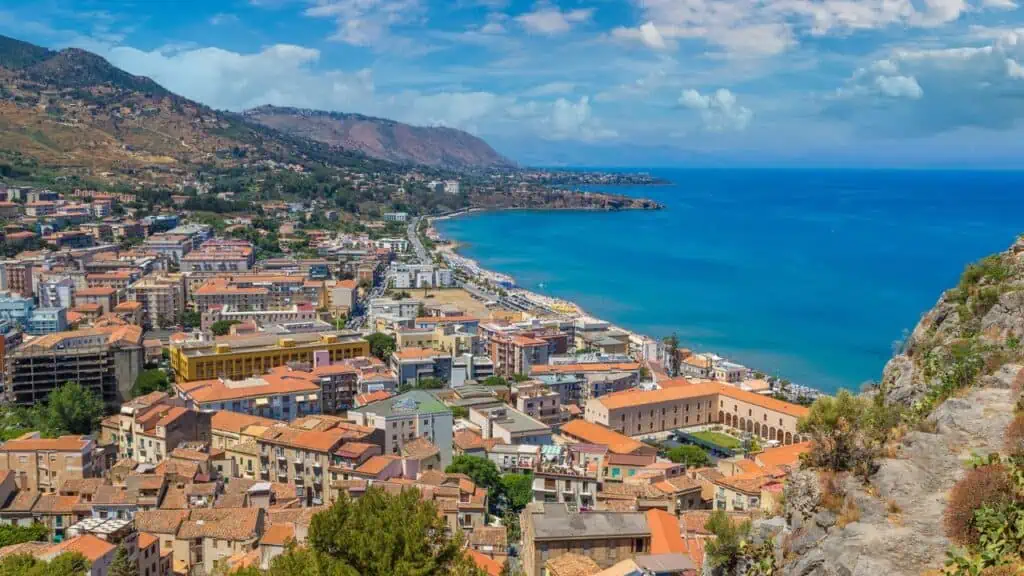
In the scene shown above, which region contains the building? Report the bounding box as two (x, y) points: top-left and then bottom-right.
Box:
(532, 466), (598, 510)
(383, 212), (408, 222)
(348, 390), (454, 466)
(193, 275), (323, 313)
(324, 279), (357, 315)
(38, 277), (76, 309)
(143, 234), (192, 262)
(24, 201), (56, 217)
(6, 326), (144, 407)
(470, 405), (552, 446)
(0, 291), (34, 327)
(389, 347), (453, 385)
(0, 434), (98, 492)
(175, 366), (323, 420)
(559, 420), (657, 457)
(210, 411), (280, 452)
(26, 308), (68, 335)
(520, 503), (651, 576)
(200, 303), (317, 330)
(367, 297), (421, 327)
(127, 273), (187, 329)
(309, 364), (360, 413)
(74, 287), (118, 314)
(584, 381), (810, 445)
(516, 383), (565, 428)
(444, 180), (460, 195)
(256, 426), (349, 505)
(86, 270), (140, 292)
(0, 260), (33, 298)
(180, 242), (255, 273)
(99, 393), (208, 465)
(169, 331), (368, 382)
(175, 508), (264, 575)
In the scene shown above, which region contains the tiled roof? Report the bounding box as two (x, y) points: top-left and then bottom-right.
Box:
(48, 534), (115, 562)
(159, 486), (188, 510)
(59, 478), (105, 496)
(354, 390), (393, 406)
(334, 442), (377, 459)
(31, 495), (79, 514)
(454, 429), (485, 451)
(260, 426), (347, 453)
(210, 411), (281, 435)
(137, 533), (158, 549)
(401, 437), (440, 460)
(0, 435), (89, 452)
(560, 420), (645, 455)
(355, 455), (400, 476)
(646, 509), (687, 555)
(597, 382), (720, 410)
(468, 526), (507, 549)
(544, 552), (602, 576)
(178, 370), (319, 404)
(468, 549), (503, 576)
(178, 508), (262, 541)
(755, 442), (812, 470)
(260, 523), (295, 547)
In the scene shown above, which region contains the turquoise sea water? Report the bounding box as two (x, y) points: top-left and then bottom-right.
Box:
(435, 169), (1024, 394)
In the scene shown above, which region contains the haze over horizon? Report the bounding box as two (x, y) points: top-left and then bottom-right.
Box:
(3, 0), (1024, 167)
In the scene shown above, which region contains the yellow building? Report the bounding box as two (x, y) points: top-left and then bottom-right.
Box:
(170, 331), (369, 381)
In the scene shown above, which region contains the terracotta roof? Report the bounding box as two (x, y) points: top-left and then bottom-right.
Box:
(75, 287), (117, 297)
(660, 476), (702, 493)
(0, 542), (49, 559)
(178, 508), (262, 541)
(597, 382), (721, 410)
(755, 441), (812, 470)
(393, 347), (441, 361)
(134, 509), (189, 534)
(178, 371), (319, 404)
(720, 387), (810, 418)
(31, 494), (79, 514)
(0, 435), (89, 452)
(468, 549), (503, 576)
(59, 478), (105, 496)
(210, 411), (280, 435)
(48, 534), (115, 562)
(545, 552), (602, 576)
(454, 429), (485, 451)
(401, 437), (440, 460)
(468, 526), (507, 549)
(606, 453), (656, 467)
(334, 442), (377, 459)
(355, 390), (393, 406)
(355, 455), (400, 476)
(260, 427), (347, 453)
(560, 420), (645, 455)
(159, 486), (188, 510)
(138, 532), (158, 549)
(531, 363), (640, 375)
(646, 509), (687, 555)
(713, 472), (773, 495)
(260, 523), (295, 547)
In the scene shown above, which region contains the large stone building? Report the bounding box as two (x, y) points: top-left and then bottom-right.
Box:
(0, 434), (99, 493)
(520, 503), (651, 576)
(348, 390), (454, 466)
(584, 380), (809, 444)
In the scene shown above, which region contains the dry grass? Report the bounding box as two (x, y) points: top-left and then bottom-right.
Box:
(836, 497), (861, 528)
(886, 499), (902, 514)
(1005, 413), (1024, 457)
(819, 471), (846, 513)
(944, 464), (1015, 546)
(917, 418), (939, 433)
(979, 564), (1024, 576)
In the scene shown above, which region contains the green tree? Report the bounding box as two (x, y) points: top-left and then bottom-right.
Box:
(500, 472), (534, 512)
(451, 406), (469, 420)
(0, 552), (91, 576)
(0, 523), (48, 547)
(108, 544), (136, 576)
(482, 376), (508, 388)
(416, 377), (444, 389)
(132, 369), (170, 398)
(45, 382), (104, 436)
(210, 320), (241, 336)
(263, 487), (475, 576)
(666, 445), (711, 467)
(705, 510), (752, 573)
(366, 333), (397, 362)
(180, 310), (201, 328)
(798, 389), (874, 473)
(446, 455), (502, 502)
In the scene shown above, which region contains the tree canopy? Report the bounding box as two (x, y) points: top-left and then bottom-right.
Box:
(366, 333), (397, 362)
(210, 320), (241, 336)
(0, 524), (47, 548)
(446, 456), (501, 496)
(0, 552), (90, 576)
(108, 545), (136, 576)
(43, 382), (104, 436)
(244, 487), (484, 576)
(132, 369), (170, 398)
(704, 510), (752, 573)
(666, 445), (711, 468)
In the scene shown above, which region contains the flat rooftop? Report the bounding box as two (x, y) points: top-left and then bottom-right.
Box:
(530, 504), (650, 540)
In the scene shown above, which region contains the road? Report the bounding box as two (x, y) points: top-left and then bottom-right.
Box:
(408, 217), (429, 264)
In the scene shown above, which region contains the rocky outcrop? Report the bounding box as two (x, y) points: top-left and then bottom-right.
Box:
(758, 237), (1024, 576)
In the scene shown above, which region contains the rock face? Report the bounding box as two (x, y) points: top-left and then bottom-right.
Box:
(244, 105), (515, 170)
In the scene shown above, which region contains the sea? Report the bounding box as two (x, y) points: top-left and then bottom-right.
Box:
(434, 168), (1024, 394)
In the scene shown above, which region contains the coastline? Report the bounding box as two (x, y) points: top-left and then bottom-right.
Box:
(425, 211), (826, 401)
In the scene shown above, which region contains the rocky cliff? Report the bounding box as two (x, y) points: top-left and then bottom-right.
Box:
(739, 237), (1024, 576)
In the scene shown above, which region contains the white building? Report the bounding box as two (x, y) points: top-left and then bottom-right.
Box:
(383, 212), (408, 223)
(348, 390), (454, 466)
(375, 238), (409, 252)
(444, 181), (461, 195)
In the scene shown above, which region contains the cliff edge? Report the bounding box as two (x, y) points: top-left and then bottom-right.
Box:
(737, 236), (1024, 576)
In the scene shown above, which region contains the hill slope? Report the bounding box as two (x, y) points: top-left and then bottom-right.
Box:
(0, 35), (395, 188)
(244, 105), (514, 171)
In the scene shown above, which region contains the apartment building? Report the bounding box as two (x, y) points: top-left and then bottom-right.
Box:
(530, 364), (641, 402)
(193, 275), (323, 313)
(0, 434), (98, 493)
(490, 334), (549, 378)
(520, 503), (651, 576)
(367, 297), (421, 327)
(0, 260), (33, 297)
(349, 390), (454, 466)
(86, 270), (140, 292)
(516, 383), (566, 428)
(99, 393), (208, 465)
(26, 308), (68, 335)
(323, 279), (356, 314)
(25, 201), (56, 217)
(174, 508), (264, 575)
(38, 277), (76, 309)
(584, 381), (810, 444)
(209, 411), (281, 451)
(389, 347), (453, 385)
(143, 234), (192, 262)
(200, 303), (317, 330)
(169, 331), (368, 382)
(309, 363), (360, 413)
(470, 406), (552, 446)
(175, 366), (322, 420)
(532, 466), (598, 510)
(180, 242), (255, 273)
(126, 273), (187, 329)
(6, 326), (144, 407)
(257, 426), (348, 506)
(0, 291), (34, 327)
(74, 287), (118, 314)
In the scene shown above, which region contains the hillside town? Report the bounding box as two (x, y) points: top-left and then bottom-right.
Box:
(0, 182), (815, 576)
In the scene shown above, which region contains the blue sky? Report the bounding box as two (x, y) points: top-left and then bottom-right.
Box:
(2, 0), (1024, 166)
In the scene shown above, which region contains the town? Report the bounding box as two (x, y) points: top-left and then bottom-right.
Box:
(0, 182), (814, 576)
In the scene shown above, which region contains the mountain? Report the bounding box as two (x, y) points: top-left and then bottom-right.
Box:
(243, 105), (515, 171)
(0, 35), (406, 189)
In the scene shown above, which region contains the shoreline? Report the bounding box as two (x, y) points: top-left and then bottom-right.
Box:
(425, 211), (826, 402)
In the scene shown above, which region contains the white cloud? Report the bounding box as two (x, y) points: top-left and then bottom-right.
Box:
(678, 88), (753, 131)
(543, 96), (617, 141)
(522, 81), (576, 97)
(613, 0), (999, 57)
(208, 13), (238, 26)
(828, 30), (1024, 134)
(516, 3), (593, 35)
(303, 0), (423, 46)
(594, 69), (668, 102)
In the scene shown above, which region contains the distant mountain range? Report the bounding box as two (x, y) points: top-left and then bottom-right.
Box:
(244, 105), (514, 171)
(0, 34), (514, 188)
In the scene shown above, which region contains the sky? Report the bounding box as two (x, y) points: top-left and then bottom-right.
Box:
(2, 0), (1024, 167)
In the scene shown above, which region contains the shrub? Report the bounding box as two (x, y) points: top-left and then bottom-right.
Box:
(819, 472), (846, 513)
(1006, 414), (1024, 458)
(836, 497), (861, 528)
(944, 464), (1015, 546)
(979, 564), (1024, 576)
(799, 390), (876, 474)
(886, 499), (902, 514)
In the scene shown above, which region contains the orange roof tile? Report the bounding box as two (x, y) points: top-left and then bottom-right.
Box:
(355, 455), (400, 476)
(178, 372), (320, 404)
(75, 287), (117, 297)
(720, 386), (810, 418)
(467, 549), (503, 576)
(755, 441), (811, 470)
(597, 382), (721, 410)
(137, 532), (158, 549)
(560, 420), (645, 455)
(260, 523), (295, 547)
(646, 509), (687, 555)
(0, 435), (89, 452)
(210, 411), (280, 435)
(49, 535), (115, 562)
